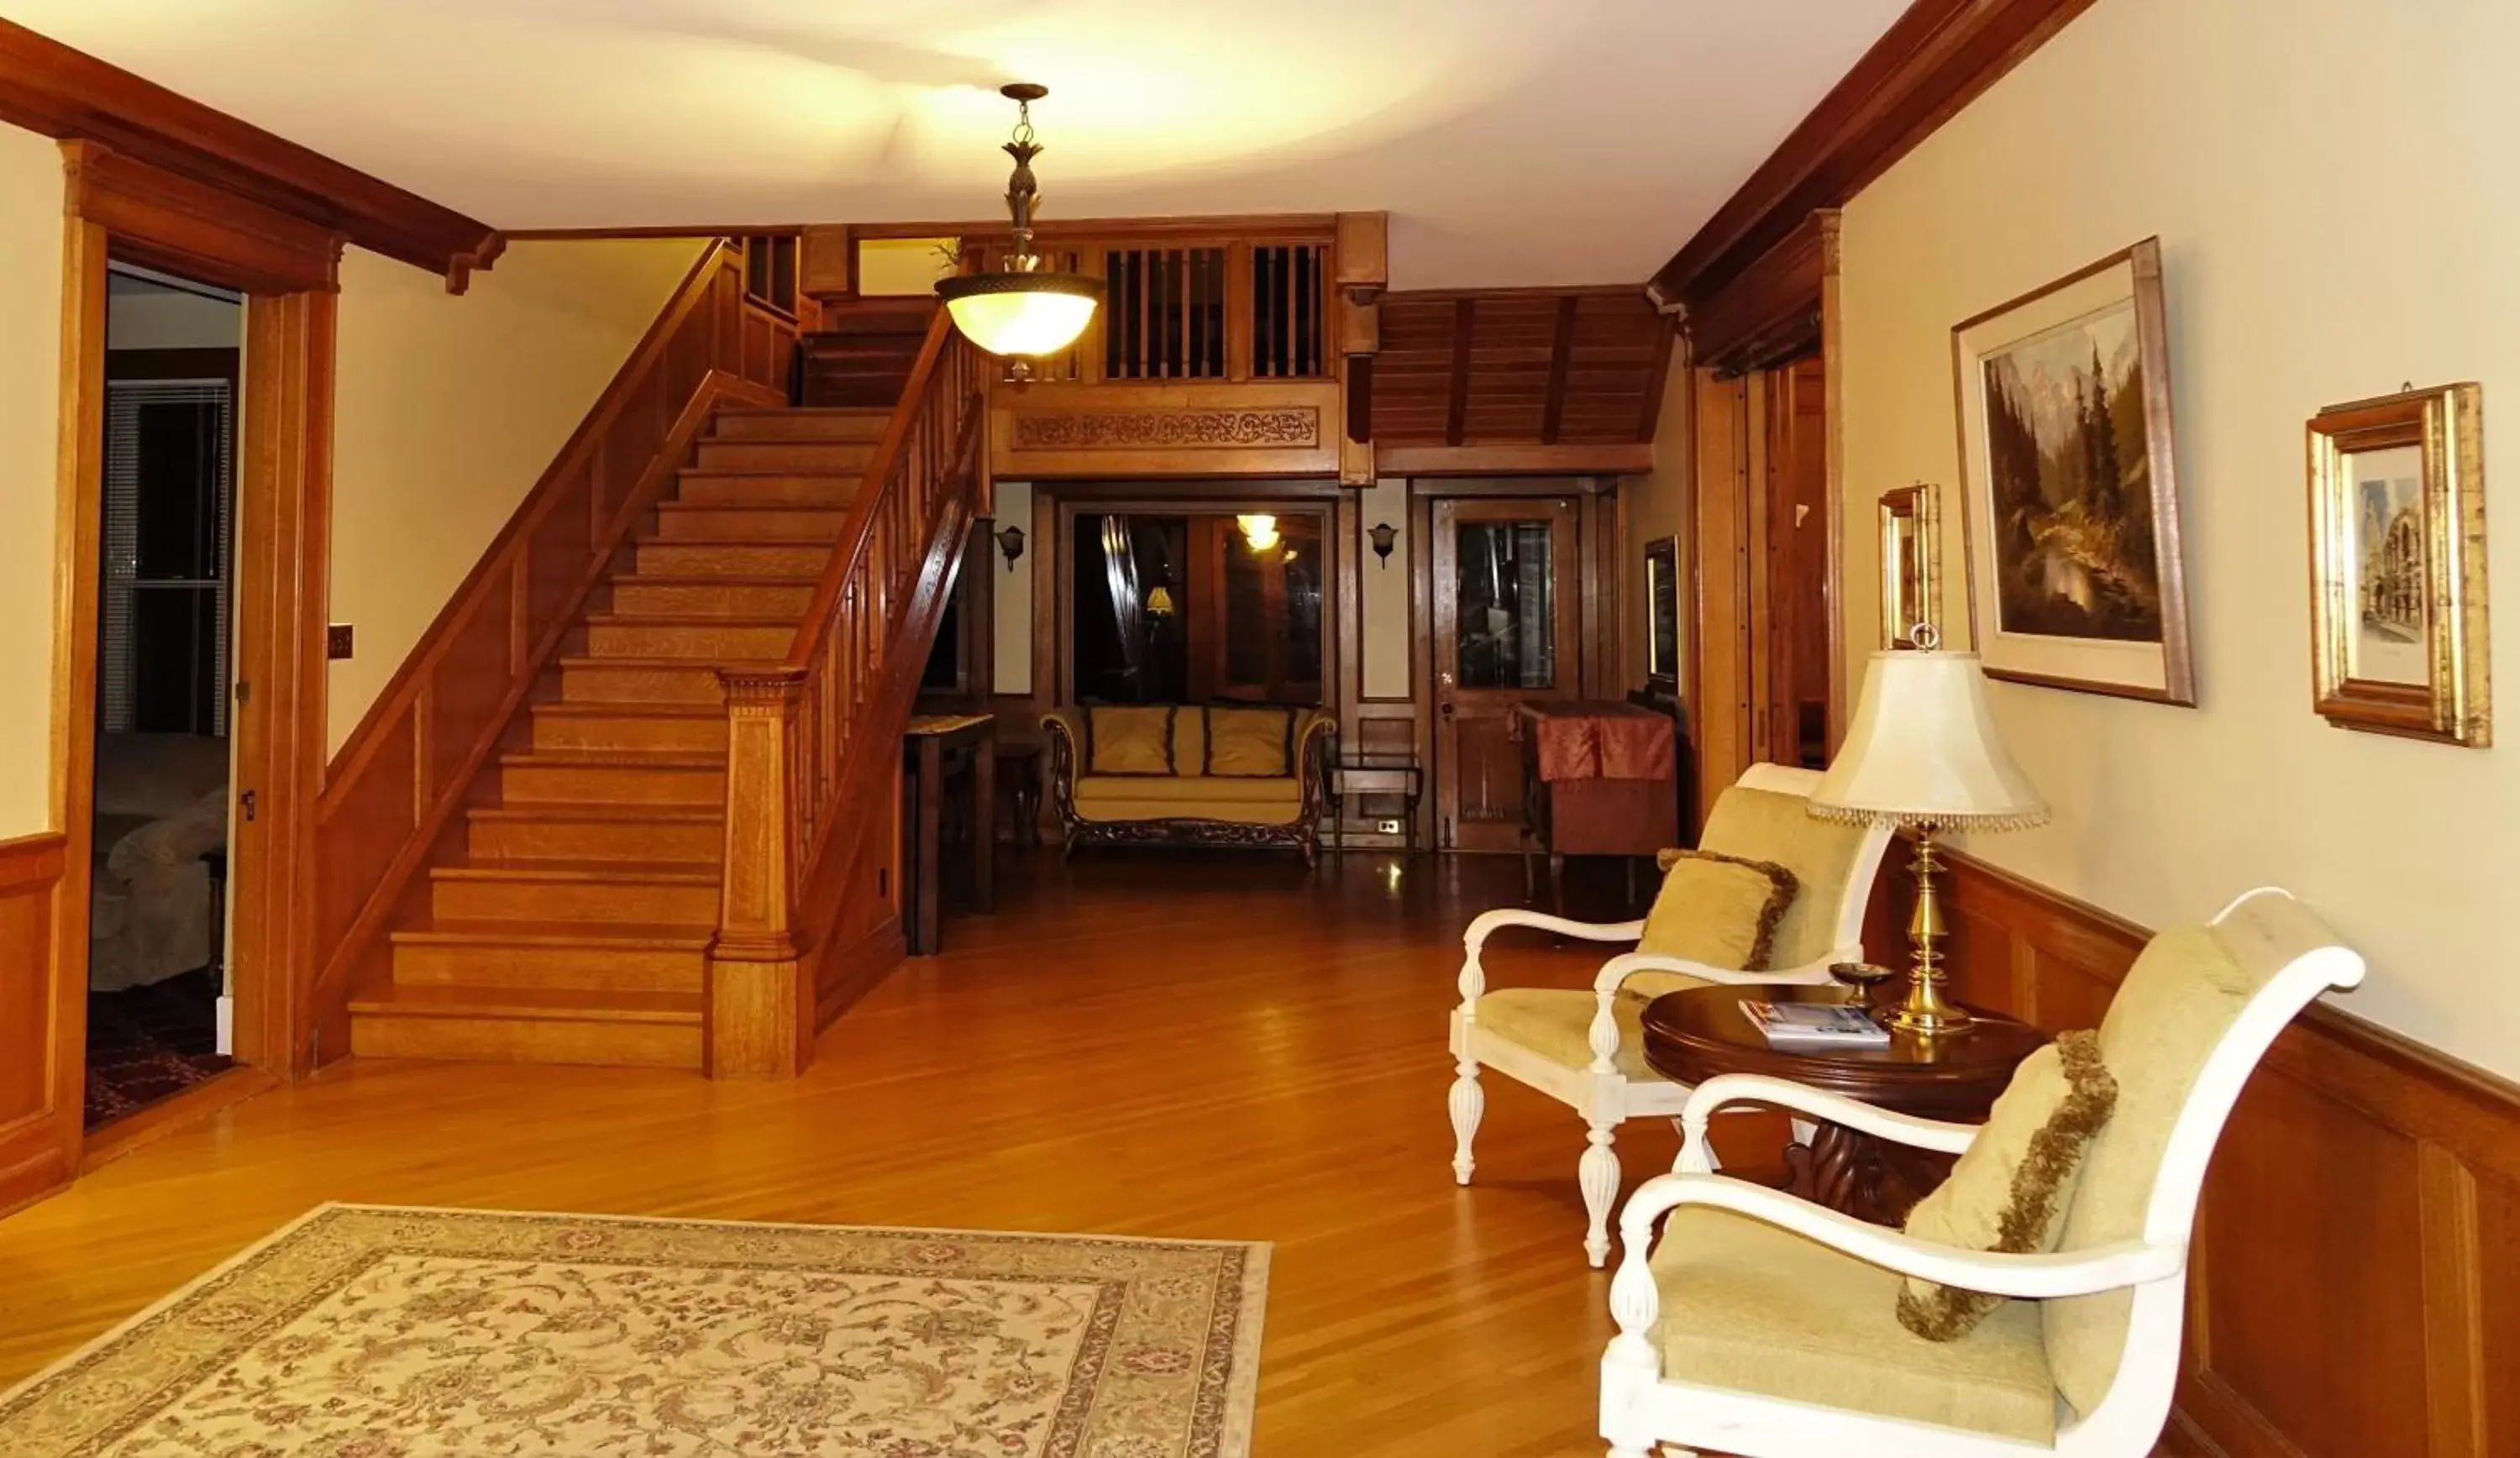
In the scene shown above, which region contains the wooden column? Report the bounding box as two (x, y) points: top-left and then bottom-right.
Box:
(708, 668), (811, 1078)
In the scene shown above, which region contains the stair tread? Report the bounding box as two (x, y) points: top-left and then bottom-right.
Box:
(556, 654), (781, 670)
(470, 800), (723, 822)
(432, 858), (722, 884)
(613, 573), (823, 587)
(498, 748), (728, 767)
(392, 919), (716, 948)
(712, 406), (892, 418)
(628, 537), (843, 548)
(656, 499), (848, 511)
(529, 700), (727, 719)
(581, 611), (800, 627)
(679, 466), (866, 477)
(349, 983), (704, 1023)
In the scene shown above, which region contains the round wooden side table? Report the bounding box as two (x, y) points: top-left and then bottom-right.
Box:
(1639, 983), (2047, 1225)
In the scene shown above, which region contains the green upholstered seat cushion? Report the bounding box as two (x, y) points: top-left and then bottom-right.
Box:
(2045, 924), (2260, 1416)
(1085, 705), (1178, 775)
(1697, 785), (1873, 969)
(1651, 1207), (2060, 1443)
(1639, 848), (1798, 970)
(1899, 1031), (2118, 1341)
(1473, 973), (1704, 1079)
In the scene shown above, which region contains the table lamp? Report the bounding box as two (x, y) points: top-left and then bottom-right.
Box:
(1809, 632), (2047, 1035)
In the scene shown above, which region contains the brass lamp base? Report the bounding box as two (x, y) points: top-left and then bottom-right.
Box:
(1887, 823), (1974, 1037)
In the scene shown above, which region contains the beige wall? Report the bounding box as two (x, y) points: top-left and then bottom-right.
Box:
(1837, 0), (2520, 1078)
(0, 126), (63, 837)
(328, 238), (705, 750)
(1620, 364), (1692, 689)
(1359, 478), (1412, 700)
(990, 481), (1036, 695)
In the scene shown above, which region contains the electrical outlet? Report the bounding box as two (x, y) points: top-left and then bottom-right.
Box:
(326, 624), (354, 659)
(1378, 819), (1403, 835)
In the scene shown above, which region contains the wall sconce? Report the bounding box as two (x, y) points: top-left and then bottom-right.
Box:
(1368, 521), (1397, 569)
(995, 523), (1026, 571)
(1236, 513), (1281, 553)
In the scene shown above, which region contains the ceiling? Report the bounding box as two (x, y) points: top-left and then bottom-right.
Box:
(3, 0), (1906, 290)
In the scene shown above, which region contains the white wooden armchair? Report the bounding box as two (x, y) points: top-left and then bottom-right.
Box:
(1599, 887), (2365, 1458)
(1449, 763), (1895, 1266)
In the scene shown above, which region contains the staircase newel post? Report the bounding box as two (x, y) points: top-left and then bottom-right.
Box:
(706, 665), (812, 1078)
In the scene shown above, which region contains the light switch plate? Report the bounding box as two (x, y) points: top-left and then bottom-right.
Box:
(326, 624), (354, 659)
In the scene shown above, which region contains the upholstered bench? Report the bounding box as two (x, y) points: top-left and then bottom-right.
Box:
(1043, 704), (1336, 863)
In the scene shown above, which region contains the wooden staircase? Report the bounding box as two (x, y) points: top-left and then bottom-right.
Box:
(799, 297), (937, 407)
(346, 405), (894, 1068)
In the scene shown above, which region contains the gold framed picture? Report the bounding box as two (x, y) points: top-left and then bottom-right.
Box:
(2307, 383), (2490, 745)
(1953, 237), (2196, 704)
(1644, 536), (1681, 689)
(1877, 484), (1941, 648)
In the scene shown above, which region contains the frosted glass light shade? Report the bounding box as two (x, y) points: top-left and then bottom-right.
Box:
(937, 273), (1101, 358)
(1810, 650), (2049, 831)
(1236, 514), (1281, 552)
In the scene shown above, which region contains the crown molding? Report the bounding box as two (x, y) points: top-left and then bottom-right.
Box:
(1651, 0), (2097, 312)
(0, 19), (500, 291)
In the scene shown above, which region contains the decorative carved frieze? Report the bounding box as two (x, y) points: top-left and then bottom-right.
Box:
(1011, 406), (1320, 452)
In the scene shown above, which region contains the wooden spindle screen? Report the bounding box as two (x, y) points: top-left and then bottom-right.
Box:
(1102, 246), (1228, 379)
(1250, 242), (1328, 379)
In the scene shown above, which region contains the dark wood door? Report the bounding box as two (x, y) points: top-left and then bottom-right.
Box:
(1762, 354), (1832, 768)
(1431, 496), (1580, 852)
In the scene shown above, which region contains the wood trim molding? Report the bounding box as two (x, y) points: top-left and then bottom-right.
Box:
(1688, 210), (1839, 377)
(1650, 0), (2097, 312)
(1863, 847), (2520, 1458)
(65, 140), (339, 295)
(0, 18), (497, 287)
(1376, 442), (1654, 477)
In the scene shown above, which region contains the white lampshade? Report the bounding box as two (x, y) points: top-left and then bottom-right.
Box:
(939, 284), (1099, 359)
(1809, 649), (2049, 831)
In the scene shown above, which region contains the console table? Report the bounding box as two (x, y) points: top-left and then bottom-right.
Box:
(902, 714), (996, 956)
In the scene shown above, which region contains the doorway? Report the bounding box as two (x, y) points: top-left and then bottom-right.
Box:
(84, 265), (244, 1130)
(1061, 502), (1332, 711)
(1430, 496), (1581, 852)
(1761, 354), (1832, 770)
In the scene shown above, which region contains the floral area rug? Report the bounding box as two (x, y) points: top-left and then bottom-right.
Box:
(0, 1204), (1268, 1457)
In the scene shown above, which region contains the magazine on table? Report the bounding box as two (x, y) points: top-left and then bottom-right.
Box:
(1739, 999), (1892, 1047)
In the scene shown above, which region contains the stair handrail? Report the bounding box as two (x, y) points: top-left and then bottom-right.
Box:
(709, 305), (988, 1076)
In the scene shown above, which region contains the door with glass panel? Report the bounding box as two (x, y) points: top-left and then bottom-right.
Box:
(1431, 497), (1580, 851)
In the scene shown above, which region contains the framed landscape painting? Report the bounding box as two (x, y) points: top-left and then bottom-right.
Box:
(2306, 383), (2490, 745)
(1953, 238), (2195, 703)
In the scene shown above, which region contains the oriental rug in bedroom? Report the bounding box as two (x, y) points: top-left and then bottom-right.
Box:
(0, 1204), (1268, 1458)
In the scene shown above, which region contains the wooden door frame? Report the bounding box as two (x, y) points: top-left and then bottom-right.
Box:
(43, 141), (339, 1183)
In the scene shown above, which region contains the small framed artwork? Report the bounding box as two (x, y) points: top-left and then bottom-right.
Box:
(1953, 237), (2196, 703)
(2306, 383), (2490, 745)
(1644, 536), (1681, 689)
(1877, 484), (1941, 648)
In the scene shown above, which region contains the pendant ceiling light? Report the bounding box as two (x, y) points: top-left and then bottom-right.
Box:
(937, 84), (1104, 375)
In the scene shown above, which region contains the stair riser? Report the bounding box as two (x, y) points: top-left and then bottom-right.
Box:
(469, 816), (723, 863)
(696, 441), (876, 473)
(652, 508), (848, 543)
(556, 661), (726, 705)
(711, 412), (890, 443)
(529, 711), (727, 754)
(610, 580), (816, 617)
(349, 1014), (701, 1069)
(500, 762), (725, 805)
(633, 542), (830, 578)
(675, 475), (858, 508)
(585, 621), (796, 658)
(392, 941), (705, 995)
(433, 876), (721, 924)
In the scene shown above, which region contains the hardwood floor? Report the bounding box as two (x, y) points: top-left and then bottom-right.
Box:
(0, 848), (1684, 1455)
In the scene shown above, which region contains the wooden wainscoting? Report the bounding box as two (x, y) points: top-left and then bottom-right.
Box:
(1863, 847), (2520, 1456)
(0, 833), (71, 1217)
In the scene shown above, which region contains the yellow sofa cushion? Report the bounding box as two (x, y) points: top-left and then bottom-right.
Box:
(1205, 705), (1294, 777)
(2046, 924), (2259, 1416)
(1651, 1207), (2060, 1444)
(1899, 1031), (2118, 1341)
(1698, 784), (1873, 969)
(1639, 848), (1798, 970)
(1085, 705), (1177, 775)
(1473, 974), (1705, 1079)
(1072, 774), (1303, 826)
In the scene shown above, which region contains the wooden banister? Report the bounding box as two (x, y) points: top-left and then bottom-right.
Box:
(708, 307), (990, 1077)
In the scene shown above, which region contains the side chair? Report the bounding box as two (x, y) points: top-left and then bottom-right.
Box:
(1599, 887), (2365, 1458)
(1448, 763), (1895, 1266)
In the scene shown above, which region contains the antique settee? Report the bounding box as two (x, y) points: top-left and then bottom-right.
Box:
(1042, 704), (1336, 863)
